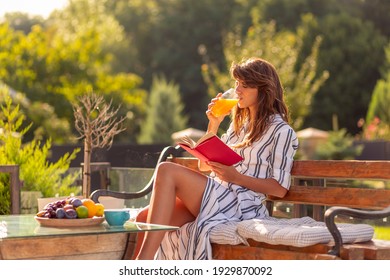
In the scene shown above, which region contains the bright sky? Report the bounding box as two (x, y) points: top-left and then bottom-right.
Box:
(0, 0), (68, 18)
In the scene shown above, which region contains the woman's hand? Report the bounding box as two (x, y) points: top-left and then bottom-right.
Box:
(207, 161), (240, 183)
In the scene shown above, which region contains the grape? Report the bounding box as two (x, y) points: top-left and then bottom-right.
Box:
(49, 210), (57, 218)
(44, 203), (53, 210)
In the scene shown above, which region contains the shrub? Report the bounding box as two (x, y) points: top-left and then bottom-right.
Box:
(313, 128), (363, 160)
(0, 94), (80, 214)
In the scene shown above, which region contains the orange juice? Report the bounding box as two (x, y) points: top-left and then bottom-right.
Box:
(211, 98), (239, 117)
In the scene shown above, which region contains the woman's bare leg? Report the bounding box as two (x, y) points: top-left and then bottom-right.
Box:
(132, 198), (195, 259)
(135, 162), (208, 259)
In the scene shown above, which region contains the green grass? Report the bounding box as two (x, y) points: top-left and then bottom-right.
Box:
(374, 226), (390, 240)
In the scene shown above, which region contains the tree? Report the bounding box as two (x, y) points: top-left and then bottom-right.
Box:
(49, 0), (133, 74)
(0, 81), (75, 144)
(107, 0), (243, 129)
(249, 0), (390, 135)
(73, 93), (126, 197)
(0, 91), (80, 214)
(363, 42), (390, 140)
(301, 13), (387, 133)
(0, 21), (146, 143)
(138, 75), (188, 144)
(366, 74), (390, 125)
(202, 13), (328, 131)
(3, 12), (45, 34)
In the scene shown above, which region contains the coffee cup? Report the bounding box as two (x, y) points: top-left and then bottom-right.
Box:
(104, 209), (130, 226)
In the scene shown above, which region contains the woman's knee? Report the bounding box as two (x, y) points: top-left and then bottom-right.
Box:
(154, 162), (182, 188)
(156, 161), (178, 175)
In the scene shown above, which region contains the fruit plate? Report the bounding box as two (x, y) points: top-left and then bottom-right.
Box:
(34, 216), (105, 227)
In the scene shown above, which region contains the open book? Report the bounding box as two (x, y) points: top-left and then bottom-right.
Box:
(177, 132), (243, 165)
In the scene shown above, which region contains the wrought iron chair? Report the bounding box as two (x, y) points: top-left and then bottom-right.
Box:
(89, 145), (183, 204)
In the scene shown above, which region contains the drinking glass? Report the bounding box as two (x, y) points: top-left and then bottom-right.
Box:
(211, 88), (239, 117)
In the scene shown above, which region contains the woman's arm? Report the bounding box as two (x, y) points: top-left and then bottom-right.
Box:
(206, 162), (288, 198)
(200, 92), (228, 171)
(233, 173), (288, 198)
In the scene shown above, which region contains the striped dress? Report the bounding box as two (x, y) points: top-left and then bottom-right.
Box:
(156, 114), (298, 260)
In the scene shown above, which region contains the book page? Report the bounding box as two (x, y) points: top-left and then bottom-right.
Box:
(195, 132), (216, 146)
(177, 135), (197, 148)
(177, 132), (215, 148)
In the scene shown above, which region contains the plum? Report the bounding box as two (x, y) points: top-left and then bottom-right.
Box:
(64, 209), (77, 219)
(64, 204), (74, 211)
(56, 208), (66, 219)
(71, 198), (83, 208)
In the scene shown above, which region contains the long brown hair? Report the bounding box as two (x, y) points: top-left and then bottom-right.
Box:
(230, 57), (289, 147)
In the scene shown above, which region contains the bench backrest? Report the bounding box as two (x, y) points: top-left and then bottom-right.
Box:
(275, 160), (390, 209)
(167, 157), (390, 215)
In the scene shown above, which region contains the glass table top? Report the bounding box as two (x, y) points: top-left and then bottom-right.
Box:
(0, 214), (178, 239)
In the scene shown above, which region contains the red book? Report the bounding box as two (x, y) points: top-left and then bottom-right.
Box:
(177, 132), (243, 166)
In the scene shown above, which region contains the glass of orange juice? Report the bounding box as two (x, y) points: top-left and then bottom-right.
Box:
(211, 88), (239, 117)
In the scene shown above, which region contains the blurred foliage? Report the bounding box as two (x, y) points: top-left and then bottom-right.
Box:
(366, 75), (390, 122)
(0, 94), (80, 214)
(364, 43), (390, 139)
(0, 0), (389, 144)
(3, 12), (45, 34)
(202, 12), (328, 131)
(256, 0), (389, 34)
(0, 82), (74, 144)
(313, 128), (363, 160)
(0, 19), (146, 143)
(48, 0), (134, 74)
(360, 117), (390, 141)
(300, 13), (386, 134)
(138, 75), (188, 144)
(361, 42), (390, 141)
(105, 0), (245, 128)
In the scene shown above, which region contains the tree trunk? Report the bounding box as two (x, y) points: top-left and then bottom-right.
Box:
(82, 139), (92, 198)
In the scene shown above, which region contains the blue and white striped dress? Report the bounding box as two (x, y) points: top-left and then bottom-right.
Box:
(156, 114), (298, 259)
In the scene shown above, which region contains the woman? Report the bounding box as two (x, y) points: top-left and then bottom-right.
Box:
(135, 57), (298, 260)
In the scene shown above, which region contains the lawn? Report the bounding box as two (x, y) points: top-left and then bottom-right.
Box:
(374, 226), (390, 240)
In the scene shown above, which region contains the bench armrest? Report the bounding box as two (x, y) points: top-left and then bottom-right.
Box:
(325, 205), (390, 257)
(90, 145), (184, 203)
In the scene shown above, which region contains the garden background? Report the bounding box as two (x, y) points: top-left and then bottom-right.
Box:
(0, 0), (389, 231)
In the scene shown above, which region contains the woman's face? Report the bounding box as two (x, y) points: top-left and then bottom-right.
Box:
(234, 80), (258, 111)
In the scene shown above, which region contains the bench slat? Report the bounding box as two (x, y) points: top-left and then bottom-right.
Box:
(291, 160), (390, 180)
(269, 186), (390, 209)
(169, 157), (390, 180)
(212, 243), (342, 260)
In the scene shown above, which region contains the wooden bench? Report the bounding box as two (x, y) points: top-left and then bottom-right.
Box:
(90, 146), (390, 260)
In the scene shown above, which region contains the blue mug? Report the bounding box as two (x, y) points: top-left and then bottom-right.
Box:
(104, 209), (130, 226)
